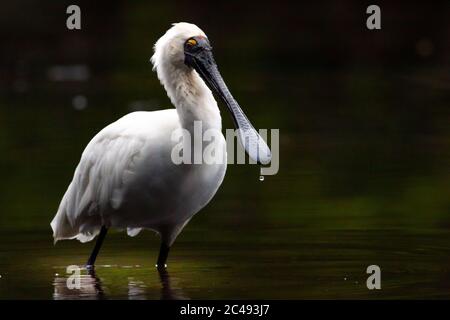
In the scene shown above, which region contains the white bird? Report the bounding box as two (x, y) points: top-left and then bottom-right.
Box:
(50, 22), (271, 269)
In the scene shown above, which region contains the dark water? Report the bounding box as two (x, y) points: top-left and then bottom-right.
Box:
(1, 226), (450, 299)
(1, 1), (450, 299)
(0, 132), (449, 300)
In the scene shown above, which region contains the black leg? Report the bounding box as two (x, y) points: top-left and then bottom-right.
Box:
(156, 242), (170, 269)
(158, 267), (173, 300)
(86, 226), (108, 268)
(86, 267), (106, 299)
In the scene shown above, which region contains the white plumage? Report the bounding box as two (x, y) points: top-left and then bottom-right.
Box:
(51, 23), (226, 247)
(51, 22), (270, 267)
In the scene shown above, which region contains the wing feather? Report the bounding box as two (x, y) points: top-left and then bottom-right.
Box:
(51, 110), (178, 242)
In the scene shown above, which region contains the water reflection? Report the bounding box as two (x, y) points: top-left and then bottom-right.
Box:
(53, 267), (105, 300)
(158, 268), (189, 300)
(52, 266), (188, 300)
(127, 276), (147, 300)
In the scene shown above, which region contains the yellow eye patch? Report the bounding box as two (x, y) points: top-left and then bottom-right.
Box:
(187, 39), (197, 46)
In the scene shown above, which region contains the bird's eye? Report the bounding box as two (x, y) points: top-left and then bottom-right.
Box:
(186, 38), (197, 46)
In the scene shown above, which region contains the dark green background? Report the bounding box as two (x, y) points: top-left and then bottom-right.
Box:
(0, 0), (449, 299)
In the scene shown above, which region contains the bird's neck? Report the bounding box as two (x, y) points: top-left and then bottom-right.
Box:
(157, 63), (222, 133)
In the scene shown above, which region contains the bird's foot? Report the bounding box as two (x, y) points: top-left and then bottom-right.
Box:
(86, 263), (96, 270)
(155, 263), (168, 270)
(85, 264), (96, 276)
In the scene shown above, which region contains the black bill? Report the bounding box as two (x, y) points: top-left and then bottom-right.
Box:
(184, 36), (272, 165)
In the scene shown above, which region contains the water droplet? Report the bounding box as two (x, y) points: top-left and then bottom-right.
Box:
(259, 176), (265, 181)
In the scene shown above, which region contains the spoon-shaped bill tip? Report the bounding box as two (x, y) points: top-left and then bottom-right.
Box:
(237, 128), (272, 165)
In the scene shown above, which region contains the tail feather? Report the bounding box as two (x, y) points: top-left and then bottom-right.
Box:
(51, 208), (77, 244)
(51, 186), (99, 243)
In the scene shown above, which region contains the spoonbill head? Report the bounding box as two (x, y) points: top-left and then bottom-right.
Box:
(50, 22), (271, 269)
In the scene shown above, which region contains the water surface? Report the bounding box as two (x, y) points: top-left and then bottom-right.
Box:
(1, 1), (449, 300)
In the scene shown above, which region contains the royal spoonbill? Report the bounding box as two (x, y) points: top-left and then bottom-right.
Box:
(51, 22), (271, 269)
